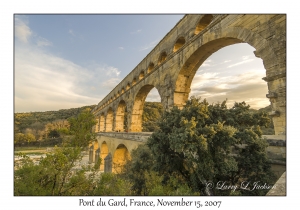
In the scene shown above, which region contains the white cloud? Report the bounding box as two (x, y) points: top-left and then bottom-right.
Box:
(15, 16), (32, 43)
(36, 37), (52, 47)
(69, 29), (75, 36)
(201, 60), (212, 67)
(227, 58), (253, 68)
(119, 47), (124, 50)
(242, 55), (249, 60)
(101, 78), (121, 89)
(105, 66), (121, 77)
(191, 72), (219, 89)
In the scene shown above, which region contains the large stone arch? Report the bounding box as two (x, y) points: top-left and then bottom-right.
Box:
(129, 84), (162, 132)
(100, 141), (109, 171)
(173, 26), (285, 134)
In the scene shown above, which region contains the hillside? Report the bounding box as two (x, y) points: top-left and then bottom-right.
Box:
(15, 105), (96, 133)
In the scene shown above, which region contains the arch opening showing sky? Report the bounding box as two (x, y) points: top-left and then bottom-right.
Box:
(189, 43), (269, 110)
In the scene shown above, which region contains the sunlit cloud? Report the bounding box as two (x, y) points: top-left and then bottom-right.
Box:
(190, 69), (268, 109)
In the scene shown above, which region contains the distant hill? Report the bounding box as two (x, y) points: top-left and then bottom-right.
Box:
(142, 102), (163, 132)
(14, 105), (96, 134)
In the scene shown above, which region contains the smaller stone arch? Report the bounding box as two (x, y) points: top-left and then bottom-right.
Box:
(126, 82), (130, 90)
(139, 70), (145, 80)
(115, 100), (126, 132)
(105, 108), (113, 132)
(95, 116), (100, 132)
(147, 62), (154, 73)
(132, 77), (137, 86)
(121, 87), (125, 94)
(194, 14), (214, 35)
(93, 141), (99, 164)
(173, 37), (186, 52)
(112, 144), (131, 174)
(100, 141), (109, 171)
(158, 51), (167, 65)
(100, 113), (105, 132)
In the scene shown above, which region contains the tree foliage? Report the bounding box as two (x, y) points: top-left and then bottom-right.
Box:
(67, 108), (97, 148)
(14, 132), (36, 144)
(147, 97), (276, 195)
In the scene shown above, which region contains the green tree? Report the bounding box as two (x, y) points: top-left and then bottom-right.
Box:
(147, 97), (275, 195)
(145, 171), (199, 196)
(91, 173), (132, 196)
(67, 108), (97, 148)
(24, 133), (36, 144)
(121, 144), (154, 195)
(14, 133), (25, 144)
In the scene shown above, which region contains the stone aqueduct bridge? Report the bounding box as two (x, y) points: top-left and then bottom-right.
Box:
(89, 14), (286, 174)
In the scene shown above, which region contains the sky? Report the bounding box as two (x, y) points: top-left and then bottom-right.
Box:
(14, 14), (271, 113)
